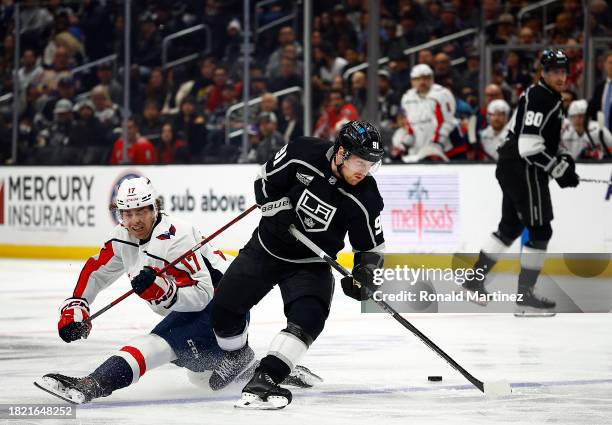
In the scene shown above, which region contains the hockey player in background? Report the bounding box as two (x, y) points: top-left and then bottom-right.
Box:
(561, 99), (612, 160)
(477, 99), (512, 161)
(462, 49), (580, 316)
(35, 177), (320, 404)
(392, 64), (456, 162)
(209, 121), (385, 409)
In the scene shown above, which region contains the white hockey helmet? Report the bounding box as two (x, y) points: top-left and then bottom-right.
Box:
(487, 99), (511, 117)
(568, 99), (588, 117)
(410, 64), (434, 79)
(116, 177), (157, 211)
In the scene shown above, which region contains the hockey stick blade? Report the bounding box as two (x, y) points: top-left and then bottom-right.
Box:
(579, 178), (611, 185)
(288, 225), (512, 397)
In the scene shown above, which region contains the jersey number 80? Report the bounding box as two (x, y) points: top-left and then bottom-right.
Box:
(524, 111), (544, 127)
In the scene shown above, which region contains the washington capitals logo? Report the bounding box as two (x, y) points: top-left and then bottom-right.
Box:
(157, 224), (176, 240)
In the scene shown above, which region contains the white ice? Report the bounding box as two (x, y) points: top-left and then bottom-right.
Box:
(1, 258), (611, 425)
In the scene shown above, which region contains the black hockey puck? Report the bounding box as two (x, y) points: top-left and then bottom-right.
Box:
(428, 376), (443, 382)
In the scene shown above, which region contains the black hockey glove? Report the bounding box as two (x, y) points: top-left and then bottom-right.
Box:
(342, 252), (384, 301)
(130, 267), (157, 295)
(550, 154), (579, 188)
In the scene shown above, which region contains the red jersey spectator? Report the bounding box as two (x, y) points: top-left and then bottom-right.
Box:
(158, 123), (190, 163)
(314, 89), (359, 141)
(110, 118), (157, 164)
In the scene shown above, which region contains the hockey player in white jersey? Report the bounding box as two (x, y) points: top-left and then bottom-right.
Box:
(478, 99), (511, 161)
(35, 177), (320, 404)
(392, 64), (456, 162)
(561, 99), (612, 160)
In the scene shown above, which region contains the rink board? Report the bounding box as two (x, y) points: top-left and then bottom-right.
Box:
(0, 163), (610, 261)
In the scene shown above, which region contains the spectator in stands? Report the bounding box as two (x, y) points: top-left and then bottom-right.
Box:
(347, 71), (367, 114)
(39, 45), (72, 92)
(77, 0), (113, 60)
(18, 49), (43, 91)
(463, 48), (480, 94)
(314, 42), (348, 87)
(397, 8), (428, 48)
(268, 56), (302, 93)
(433, 52), (463, 96)
(565, 39), (584, 91)
(36, 99), (73, 151)
(173, 96), (207, 159)
(279, 95), (303, 143)
(266, 26), (302, 79)
(503, 51), (532, 93)
(518, 26), (536, 45)
(590, 0), (612, 36)
(69, 100), (109, 164)
(133, 12), (162, 69)
(247, 112), (285, 164)
(43, 11), (85, 67)
(491, 13), (517, 45)
(19, 1), (54, 50)
(553, 12), (580, 40)
(587, 50), (612, 132)
(40, 75), (76, 124)
(311, 30), (323, 50)
(110, 117), (157, 165)
(96, 62), (122, 105)
(326, 5), (358, 50)
(433, 4), (463, 38)
(158, 122), (190, 164)
(258, 92), (279, 117)
(139, 100), (163, 143)
(190, 57), (216, 105)
(388, 54), (411, 96)
(206, 66), (228, 113)
(90, 84), (121, 131)
(313, 88), (359, 141)
(417, 49), (434, 68)
(562, 99), (612, 160)
(143, 67), (169, 113)
(222, 19), (242, 69)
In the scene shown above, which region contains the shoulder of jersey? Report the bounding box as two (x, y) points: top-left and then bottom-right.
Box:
(151, 214), (191, 242)
(290, 137), (334, 160)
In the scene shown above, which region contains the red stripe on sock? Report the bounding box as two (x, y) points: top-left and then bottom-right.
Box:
(120, 346), (146, 377)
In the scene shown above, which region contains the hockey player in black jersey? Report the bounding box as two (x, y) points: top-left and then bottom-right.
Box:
(209, 121), (385, 409)
(462, 49), (579, 315)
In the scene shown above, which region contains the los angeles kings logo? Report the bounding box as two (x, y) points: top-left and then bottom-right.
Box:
(296, 189), (337, 232)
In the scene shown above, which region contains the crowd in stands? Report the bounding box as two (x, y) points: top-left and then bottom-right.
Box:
(0, 0), (611, 165)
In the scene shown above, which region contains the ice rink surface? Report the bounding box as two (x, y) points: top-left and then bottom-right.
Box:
(1, 258), (611, 425)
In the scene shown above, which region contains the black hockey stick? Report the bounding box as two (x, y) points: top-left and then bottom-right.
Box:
(87, 204), (258, 322)
(288, 224), (511, 397)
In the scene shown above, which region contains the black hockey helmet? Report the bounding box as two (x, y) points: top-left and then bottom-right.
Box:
(540, 49), (569, 72)
(333, 120), (384, 163)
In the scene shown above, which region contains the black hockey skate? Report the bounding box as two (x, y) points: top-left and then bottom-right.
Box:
(515, 288), (556, 317)
(34, 373), (110, 404)
(459, 276), (489, 306)
(235, 370), (292, 410)
(209, 345), (255, 390)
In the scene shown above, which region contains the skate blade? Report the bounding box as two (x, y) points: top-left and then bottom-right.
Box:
(453, 288), (488, 306)
(234, 392), (289, 410)
(33, 377), (85, 404)
(283, 365), (324, 388)
(514, 306), (556, 317)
